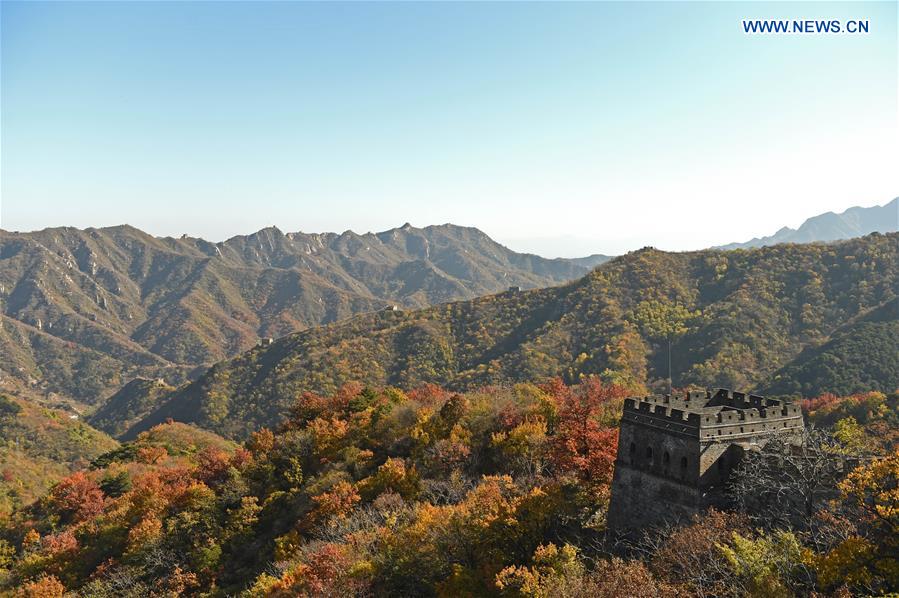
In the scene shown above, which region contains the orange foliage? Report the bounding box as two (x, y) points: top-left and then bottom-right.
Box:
(127, 467), (193, 519)
(48, 472), (104, 523)
(18, 575), (65, 597)
(126, 516), (163, 553)
(136, 445), (168, 465)
(247, 427), (275, 455)
(304, 481), (361, 530)
(268, 543), (365, 596)
(40, 531), (77, 556)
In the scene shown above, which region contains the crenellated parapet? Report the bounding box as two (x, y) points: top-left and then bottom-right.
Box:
(622, 388), (802, 435)
(621, 397), (702, 437)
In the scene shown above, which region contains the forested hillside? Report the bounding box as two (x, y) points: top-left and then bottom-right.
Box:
(88, 378), (177, 438)
(765, 298), (899, 397)
(0, 224), (595, 404)
(0, 383), (117, 518)
(130, 233), (898, 440)
(3, 382), (896, 596)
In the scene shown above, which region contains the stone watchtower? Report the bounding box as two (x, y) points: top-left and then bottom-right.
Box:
(607, 388), (804, 534)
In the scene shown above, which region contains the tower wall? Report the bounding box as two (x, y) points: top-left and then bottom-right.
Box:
(607, 411), (702, 531)
(607, 388), (804, 536)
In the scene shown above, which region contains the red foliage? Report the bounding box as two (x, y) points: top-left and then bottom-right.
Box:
(495, 401), (525, 429)
(195, 447), (232, 486)
(230, 447), (253, 471)
(547, 378), (625, 488)
(274, 543), (369, 596)
(427, 438), (471, 475)
(408, 383), (450, 408)
(302, 543), (353, 592)
(41, 530), (78, 555)
(801, 392), (841, 414)
(290, 382), (366, 425)
(48, 472), (104, 523)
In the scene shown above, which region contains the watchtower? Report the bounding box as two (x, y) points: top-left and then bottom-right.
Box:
(607, 388), (804, 534)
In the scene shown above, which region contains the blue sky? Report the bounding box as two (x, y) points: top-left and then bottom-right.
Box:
(2, 1), (896, 256)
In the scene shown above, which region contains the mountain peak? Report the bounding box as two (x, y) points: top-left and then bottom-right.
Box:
(0, 221), (595, 404)
(718, 198), (897, 250)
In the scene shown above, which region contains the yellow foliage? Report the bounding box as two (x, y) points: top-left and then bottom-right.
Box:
(495, 543), (583, 597)
(125, 516), (163, 554)
(814, 536), (877, 590)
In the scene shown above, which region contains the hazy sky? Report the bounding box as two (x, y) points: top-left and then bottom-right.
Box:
(2, 2), (896, 257)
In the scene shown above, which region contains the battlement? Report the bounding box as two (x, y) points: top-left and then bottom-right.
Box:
(624, 398), (703, 421)
(622, 388), (801, 429)
(621, 398), (702, 438)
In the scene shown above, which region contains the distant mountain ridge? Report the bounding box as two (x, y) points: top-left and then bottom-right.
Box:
(0, 223), (603, 404)
(561, 253), (614, 269)
(718, 197), (897, 250)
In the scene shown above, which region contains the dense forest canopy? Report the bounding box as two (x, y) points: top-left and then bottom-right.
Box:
(2, 381), (896, 596)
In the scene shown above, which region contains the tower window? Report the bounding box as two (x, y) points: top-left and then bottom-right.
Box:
(663, 452), (670, 468)
(645, 446), (653, 464)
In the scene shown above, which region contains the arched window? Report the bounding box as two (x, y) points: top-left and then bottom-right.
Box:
(645, 446), (653, 465)
(629, 442), (636, 463)
(663, 452), (670, 468)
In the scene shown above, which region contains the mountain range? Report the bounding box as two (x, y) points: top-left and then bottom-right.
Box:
(3, 200), (896, 429)
(0, 223), (606, 405)
(123, 233), (898, 440)
(718, 197), (897, 250)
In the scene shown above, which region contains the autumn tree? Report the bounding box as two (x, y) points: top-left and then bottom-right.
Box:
(823, 449), (899, 592)
(495, 543), (583, 597)
(19, 575), (65, 598)
(47, 472), (104, 524)
(717, 530), (813, 597)
(549, 378), (625, 493)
